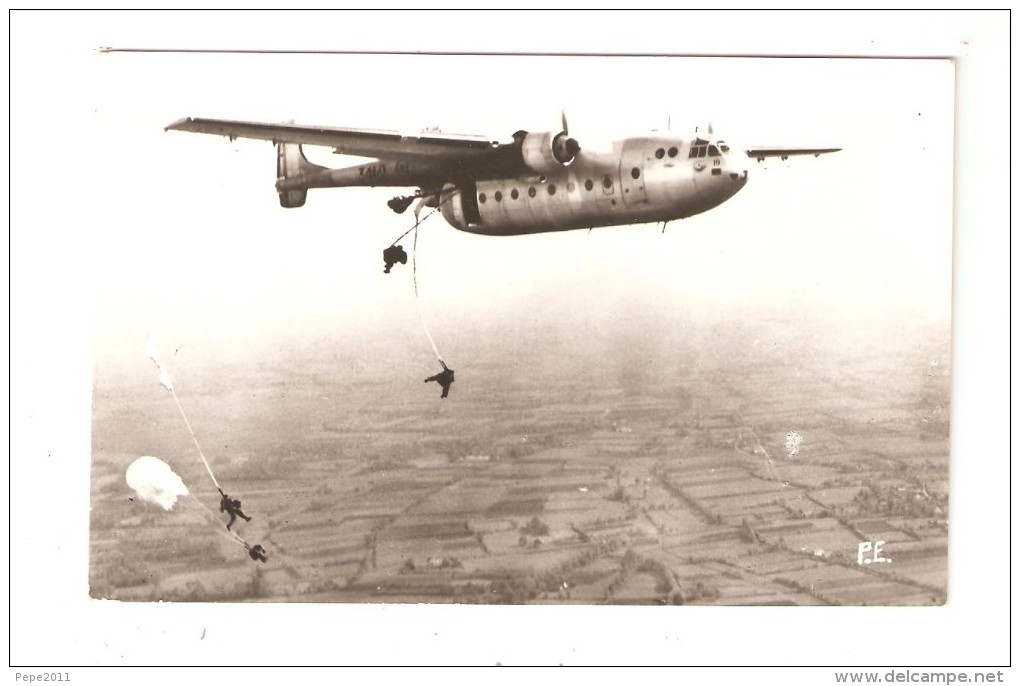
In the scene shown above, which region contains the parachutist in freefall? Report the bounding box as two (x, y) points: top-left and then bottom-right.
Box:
(248, 544), (268, 563)
(219, 488), (252, 530)
(383, 245), (408, 273)
(424, 362), (455, 399)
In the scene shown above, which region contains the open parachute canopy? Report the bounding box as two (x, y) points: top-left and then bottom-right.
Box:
(126, 455), (189, 511)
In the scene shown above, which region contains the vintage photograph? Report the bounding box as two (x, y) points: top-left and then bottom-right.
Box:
(86, 51), (955, 608)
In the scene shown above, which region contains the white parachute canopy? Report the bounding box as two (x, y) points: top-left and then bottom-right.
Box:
(126, 456), (190, 511)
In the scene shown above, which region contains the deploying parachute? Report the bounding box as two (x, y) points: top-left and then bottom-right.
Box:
(143, 337), (265, 562)
(126, 455), (189, 511)
(125, 455), (263, 560)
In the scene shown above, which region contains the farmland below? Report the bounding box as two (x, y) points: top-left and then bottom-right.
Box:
(91, 307), (949, 605)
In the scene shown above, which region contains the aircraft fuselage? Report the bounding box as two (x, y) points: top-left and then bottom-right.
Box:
(277, 134), (748, 236)
(441, 136), (748, 236)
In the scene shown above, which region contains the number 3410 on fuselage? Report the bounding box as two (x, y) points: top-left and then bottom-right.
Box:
(165, 117), (840, 236)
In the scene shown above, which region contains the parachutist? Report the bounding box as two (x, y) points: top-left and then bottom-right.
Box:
(248, 544), (268, 563)
(387, 195), (416, 214)
(424, 362), (455, 399)
(383, 244), (408, 273)
(219, 488), (252, 530)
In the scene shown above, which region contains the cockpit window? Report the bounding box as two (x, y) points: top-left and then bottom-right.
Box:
(689, 142), (724, 158)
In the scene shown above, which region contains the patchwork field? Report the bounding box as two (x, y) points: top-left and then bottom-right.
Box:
(91, 314), (950, 605)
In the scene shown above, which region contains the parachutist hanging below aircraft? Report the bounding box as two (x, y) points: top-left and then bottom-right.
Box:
(382, 244), (408, 273)
(219, 488), (252, 530)
(164, 113), (839, 236)
(247, 543), (268, 563)
(387, 195), (417, 214)
(425, 362), (455, 399)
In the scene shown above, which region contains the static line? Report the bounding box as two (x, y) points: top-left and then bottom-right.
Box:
(412, 209), (445, 366)
(170, 388), (222, 491)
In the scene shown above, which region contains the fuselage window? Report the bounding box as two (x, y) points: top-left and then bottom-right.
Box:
(479, 192), (487, 203)
(528, 186), (537, 198)
(494, 191), (503, 202)
(708, 145), (720, 157)
(547, 184), (556, 195)
(655, 148), (665, 159)
(668, 146), (678, 158)
(631, 167), (641, 179)
(584, 179), (594, 191)
(511, 188), (519, 200)
(602, 175), (612, 189)
(698, 147), (706, 158)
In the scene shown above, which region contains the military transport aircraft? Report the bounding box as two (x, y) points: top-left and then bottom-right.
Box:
(165, 115), (839, 236)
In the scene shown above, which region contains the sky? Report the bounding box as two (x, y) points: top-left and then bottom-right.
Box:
(80, 50), (957, 382)
(8, 11), (1011, 674)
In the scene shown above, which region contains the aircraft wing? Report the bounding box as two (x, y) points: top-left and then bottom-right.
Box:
(745, 146), (842, 161)
(165, 117), (506, 161)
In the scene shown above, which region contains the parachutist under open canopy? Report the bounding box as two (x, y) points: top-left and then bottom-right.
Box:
(219, 488), (252, 530)
(382, 244), (408, 273)
(424, 362), (455, 399)
(247, 544), (268, 563)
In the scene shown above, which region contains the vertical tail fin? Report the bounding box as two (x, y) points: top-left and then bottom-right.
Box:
(275, 143), (317, 208)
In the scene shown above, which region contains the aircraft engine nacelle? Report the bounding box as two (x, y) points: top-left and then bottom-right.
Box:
(518, 130), (580, 174)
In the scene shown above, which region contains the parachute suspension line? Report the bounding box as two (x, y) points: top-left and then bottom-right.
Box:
(169, 388), (221, 491)
(411, 206), (445, 366)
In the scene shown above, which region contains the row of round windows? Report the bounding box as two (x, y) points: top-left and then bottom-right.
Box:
(479, 170), (640, 204)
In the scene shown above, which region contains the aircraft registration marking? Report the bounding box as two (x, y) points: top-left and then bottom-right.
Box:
(359, 161), (411, 178)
